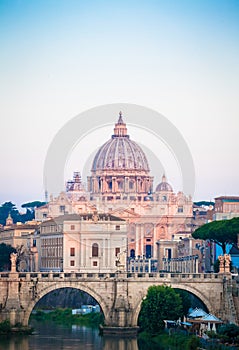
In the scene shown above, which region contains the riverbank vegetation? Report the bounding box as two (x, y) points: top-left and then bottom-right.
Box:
(0, 320), (33, 335)
(138, 285), (239, 349)
(31, 308), (104, 327)
(138, 331), (200, 350)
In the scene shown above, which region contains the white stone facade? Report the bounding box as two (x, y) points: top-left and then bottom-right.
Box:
(39, 213), (127, 273)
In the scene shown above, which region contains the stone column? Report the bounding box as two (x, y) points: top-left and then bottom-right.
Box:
(125, 177), (129, 193)
(196, 258), (199, 273)
(112, 177), (116, 193)
(135, 225), (139, 257)
(140, 225), (144, 257)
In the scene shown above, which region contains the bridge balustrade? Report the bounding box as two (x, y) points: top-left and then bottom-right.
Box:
(0, 271), (226, 281)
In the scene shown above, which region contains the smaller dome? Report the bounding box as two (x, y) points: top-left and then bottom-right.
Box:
(156, 175), (173, 192)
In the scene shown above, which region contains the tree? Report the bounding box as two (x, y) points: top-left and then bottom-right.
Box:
(21, 201), (46, 209)
(0, 202), (18, 226)
(138, 285), (183, 334)
(0, 243), (16, 271)
(192, 218), (239, 254)
(0, 200), (44, 226)
(194, 201), (214, 207)
(218, 323), (239, 344)
(174, 289), (191, 317)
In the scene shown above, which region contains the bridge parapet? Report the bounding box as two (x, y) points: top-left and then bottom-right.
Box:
(0, 271), (228, 282)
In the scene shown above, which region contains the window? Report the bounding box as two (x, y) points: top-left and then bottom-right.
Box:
(92, 243), (99, 257)
(178, 206), (183, 213)
(70, 225), (75, 230)
(146, 245), (152, 258)
(70, 247), (75, 256)
(43, 213), (47, 218)
(60, 205), (65, 213)
(118, 181), (123, 190)
(115, 225), (120, 230)
(130, 249), (135, 258)
(70, 260), (75, 266)
(165, 248), (172, 259)
(93, 261), (98, 266)
(115, 247), (120, 256)
(162, 195), (167, 201)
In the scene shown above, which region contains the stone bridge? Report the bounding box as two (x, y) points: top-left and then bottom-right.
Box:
(0, 271), (238, 334)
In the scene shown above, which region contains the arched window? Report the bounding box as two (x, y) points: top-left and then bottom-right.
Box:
(118, 181), (123, 190)
(92, 243), (99, 257)
(130, 249), (135, 258)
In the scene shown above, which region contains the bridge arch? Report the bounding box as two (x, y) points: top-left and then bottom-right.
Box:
(23, 282), (109, 326)
(132, 282), (212, 326)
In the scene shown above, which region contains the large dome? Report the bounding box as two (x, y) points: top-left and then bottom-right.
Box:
(91, 113), (150, 173)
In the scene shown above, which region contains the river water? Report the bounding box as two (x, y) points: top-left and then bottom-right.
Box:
(0, 320), (154, 350)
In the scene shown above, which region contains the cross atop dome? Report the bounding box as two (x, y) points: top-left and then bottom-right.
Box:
(118, 111), (124, 124)
(113, 112), (128, 137)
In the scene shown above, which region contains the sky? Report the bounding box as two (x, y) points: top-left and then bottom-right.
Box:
(0, 0), (239, 209)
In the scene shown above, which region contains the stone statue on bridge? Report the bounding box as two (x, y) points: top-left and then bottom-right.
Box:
(218, 254), (231, 274)
(224, 254), (231, 273)
(116, 250), (127, 272)
(10, 252), (17, 272)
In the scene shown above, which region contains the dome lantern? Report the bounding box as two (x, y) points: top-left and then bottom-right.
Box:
(113, 112), (128, 138)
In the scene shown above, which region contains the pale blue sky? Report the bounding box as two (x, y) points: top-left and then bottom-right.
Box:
(0, 0), (239, 207)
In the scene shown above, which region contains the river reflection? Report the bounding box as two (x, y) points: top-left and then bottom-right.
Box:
(0, 321), (140, 350)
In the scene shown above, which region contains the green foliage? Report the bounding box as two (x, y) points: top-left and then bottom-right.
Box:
(218, 323), (239, 343)
(186, 335), (201, 349)
(192, 218), (239, 254)
(0, 202), (18, 226)
(174, 289), (191, 317)
(21, 201), (46, 209)
(138, 285), (183, 335)
(0, 320), (11, 334)
(138, 332), (201, 350)
(0, 201), (35, 226)
(31, 308), (104, 327)
(206, 330), (218, 339)
(0, 243), (16, 271)
(194, 201), (214, 207)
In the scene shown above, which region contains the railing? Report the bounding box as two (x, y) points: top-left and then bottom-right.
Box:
(0, 271), (227, 281)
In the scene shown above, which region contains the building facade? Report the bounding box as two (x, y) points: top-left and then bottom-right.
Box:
(214, 196), (239, 220)
(36, 113), (194, 270)
(0, 216), (39, 271)
(39, 213), (127, 273)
